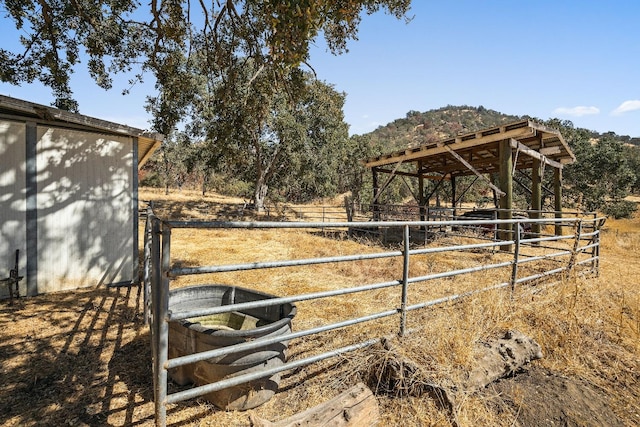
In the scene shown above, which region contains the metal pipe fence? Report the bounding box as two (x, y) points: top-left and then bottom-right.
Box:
(145, 209), (605, 427)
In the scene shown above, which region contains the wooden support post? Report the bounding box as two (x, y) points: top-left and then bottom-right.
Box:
(418, 162), (425, 220)
(531, 157), (542, 241)
(499, 139), (513, 251)
(554, 167), (563, 235)
(372, 167), (380, 222)
(451, 175), (457, 217)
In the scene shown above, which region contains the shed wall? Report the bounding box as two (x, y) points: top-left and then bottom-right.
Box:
(0, 121), (27, 297)
(35, 126), (135, 293)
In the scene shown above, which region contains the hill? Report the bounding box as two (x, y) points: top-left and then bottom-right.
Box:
(363, 104), (635, 150)
(366, 105), (521, 150)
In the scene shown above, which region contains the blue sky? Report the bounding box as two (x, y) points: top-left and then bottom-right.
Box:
(2, 1), (639, 137)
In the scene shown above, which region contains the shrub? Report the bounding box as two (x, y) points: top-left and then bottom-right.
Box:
(209, 175), (252, 199)
(602, 200), (638, 219)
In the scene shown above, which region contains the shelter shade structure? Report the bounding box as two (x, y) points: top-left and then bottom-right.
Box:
(364, 120), (575, 242)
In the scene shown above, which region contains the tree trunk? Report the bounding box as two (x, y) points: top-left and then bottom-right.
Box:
(253, 136), (281, 213)
(202, 170), (211, 196)
(254, 177), (268, 213)
(162, 149), (171, 195)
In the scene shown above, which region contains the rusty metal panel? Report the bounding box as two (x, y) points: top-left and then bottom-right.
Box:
(0, 120), (27, 298)
(36, 126), (134, 293)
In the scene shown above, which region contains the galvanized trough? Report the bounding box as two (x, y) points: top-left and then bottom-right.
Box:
(168, 285), (296, 410)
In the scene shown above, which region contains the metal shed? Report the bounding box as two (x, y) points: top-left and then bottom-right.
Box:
(0, 95), (162, 297)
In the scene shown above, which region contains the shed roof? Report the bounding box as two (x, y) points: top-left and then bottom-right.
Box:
(365, 119), (575, 177)
(0, 94), (162, 168)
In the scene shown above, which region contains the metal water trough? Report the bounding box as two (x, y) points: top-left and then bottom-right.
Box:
(167, 285), (296, 410)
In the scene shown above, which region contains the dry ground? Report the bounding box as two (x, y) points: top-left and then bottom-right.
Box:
(1, 188), (638, 426)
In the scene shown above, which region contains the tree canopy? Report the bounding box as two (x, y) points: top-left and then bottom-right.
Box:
(1, 0), (411, 127)
(153, 67), (351, 211)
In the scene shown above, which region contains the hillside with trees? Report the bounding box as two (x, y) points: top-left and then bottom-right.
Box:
(366, 105), (521, 150)
(141, 104), (639, 218)
(362, 106), (639, 218)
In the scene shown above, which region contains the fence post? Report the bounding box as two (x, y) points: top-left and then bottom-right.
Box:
(143, 206), (152, 326)
(492, 210), (498, 254)
(593, 218), (605, 276)
(510, 221), (521, 295)
(399, 225), (410, 337)
(157, 225), (172, 427)
(567, 219), (583, 275)
(150, 218), (168, 427)
(592, 224), (599, 276)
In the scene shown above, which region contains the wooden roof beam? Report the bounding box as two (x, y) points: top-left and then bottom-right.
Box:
(509, 138), (563, 169)
(375, 168), (422, 178)
(439, 141), (506, 197)
(365, 126), (536, 168)
(539, 146), (561, 156)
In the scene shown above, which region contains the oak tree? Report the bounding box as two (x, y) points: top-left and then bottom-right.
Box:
(1, 0), (411, 129)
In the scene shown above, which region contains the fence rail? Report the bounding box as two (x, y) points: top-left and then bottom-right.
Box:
(144, 208), (605, 427)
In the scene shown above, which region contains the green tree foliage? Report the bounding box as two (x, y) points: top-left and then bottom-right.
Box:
(540, 119), (637, 218)
(1, 0), (411, 123)
(338, 134), (379, 207)
(626, 145), (640, 194)
(173, 61), (350, 210)
(564, 135), (636, 216)
(274, 77), (350, 203)
(140, 131), (192, 194)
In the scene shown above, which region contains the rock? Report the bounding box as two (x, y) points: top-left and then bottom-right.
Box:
(466, 330), (543, 390)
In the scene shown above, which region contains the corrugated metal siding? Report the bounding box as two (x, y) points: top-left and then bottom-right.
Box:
(0, 121), (27, 297)
(36, 126), (134, 292)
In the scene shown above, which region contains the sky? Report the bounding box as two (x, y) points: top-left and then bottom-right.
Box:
(1, 1), (639, 137)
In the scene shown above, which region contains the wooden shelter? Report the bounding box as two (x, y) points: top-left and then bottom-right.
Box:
(0, 94), (162, 297)
(364, 119), (575, 239)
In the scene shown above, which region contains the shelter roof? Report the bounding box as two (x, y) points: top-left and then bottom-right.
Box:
(0, 94), (162, 168)
(365, 119), (575, 178)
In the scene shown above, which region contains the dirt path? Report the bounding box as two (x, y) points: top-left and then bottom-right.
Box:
(484, 367), (625, 427)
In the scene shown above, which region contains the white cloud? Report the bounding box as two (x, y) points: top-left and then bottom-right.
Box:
(553, 106), (600, 117)
(611, 100), (640, 115)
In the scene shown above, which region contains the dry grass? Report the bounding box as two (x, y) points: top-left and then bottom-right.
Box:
(1, 188), (638, 426)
